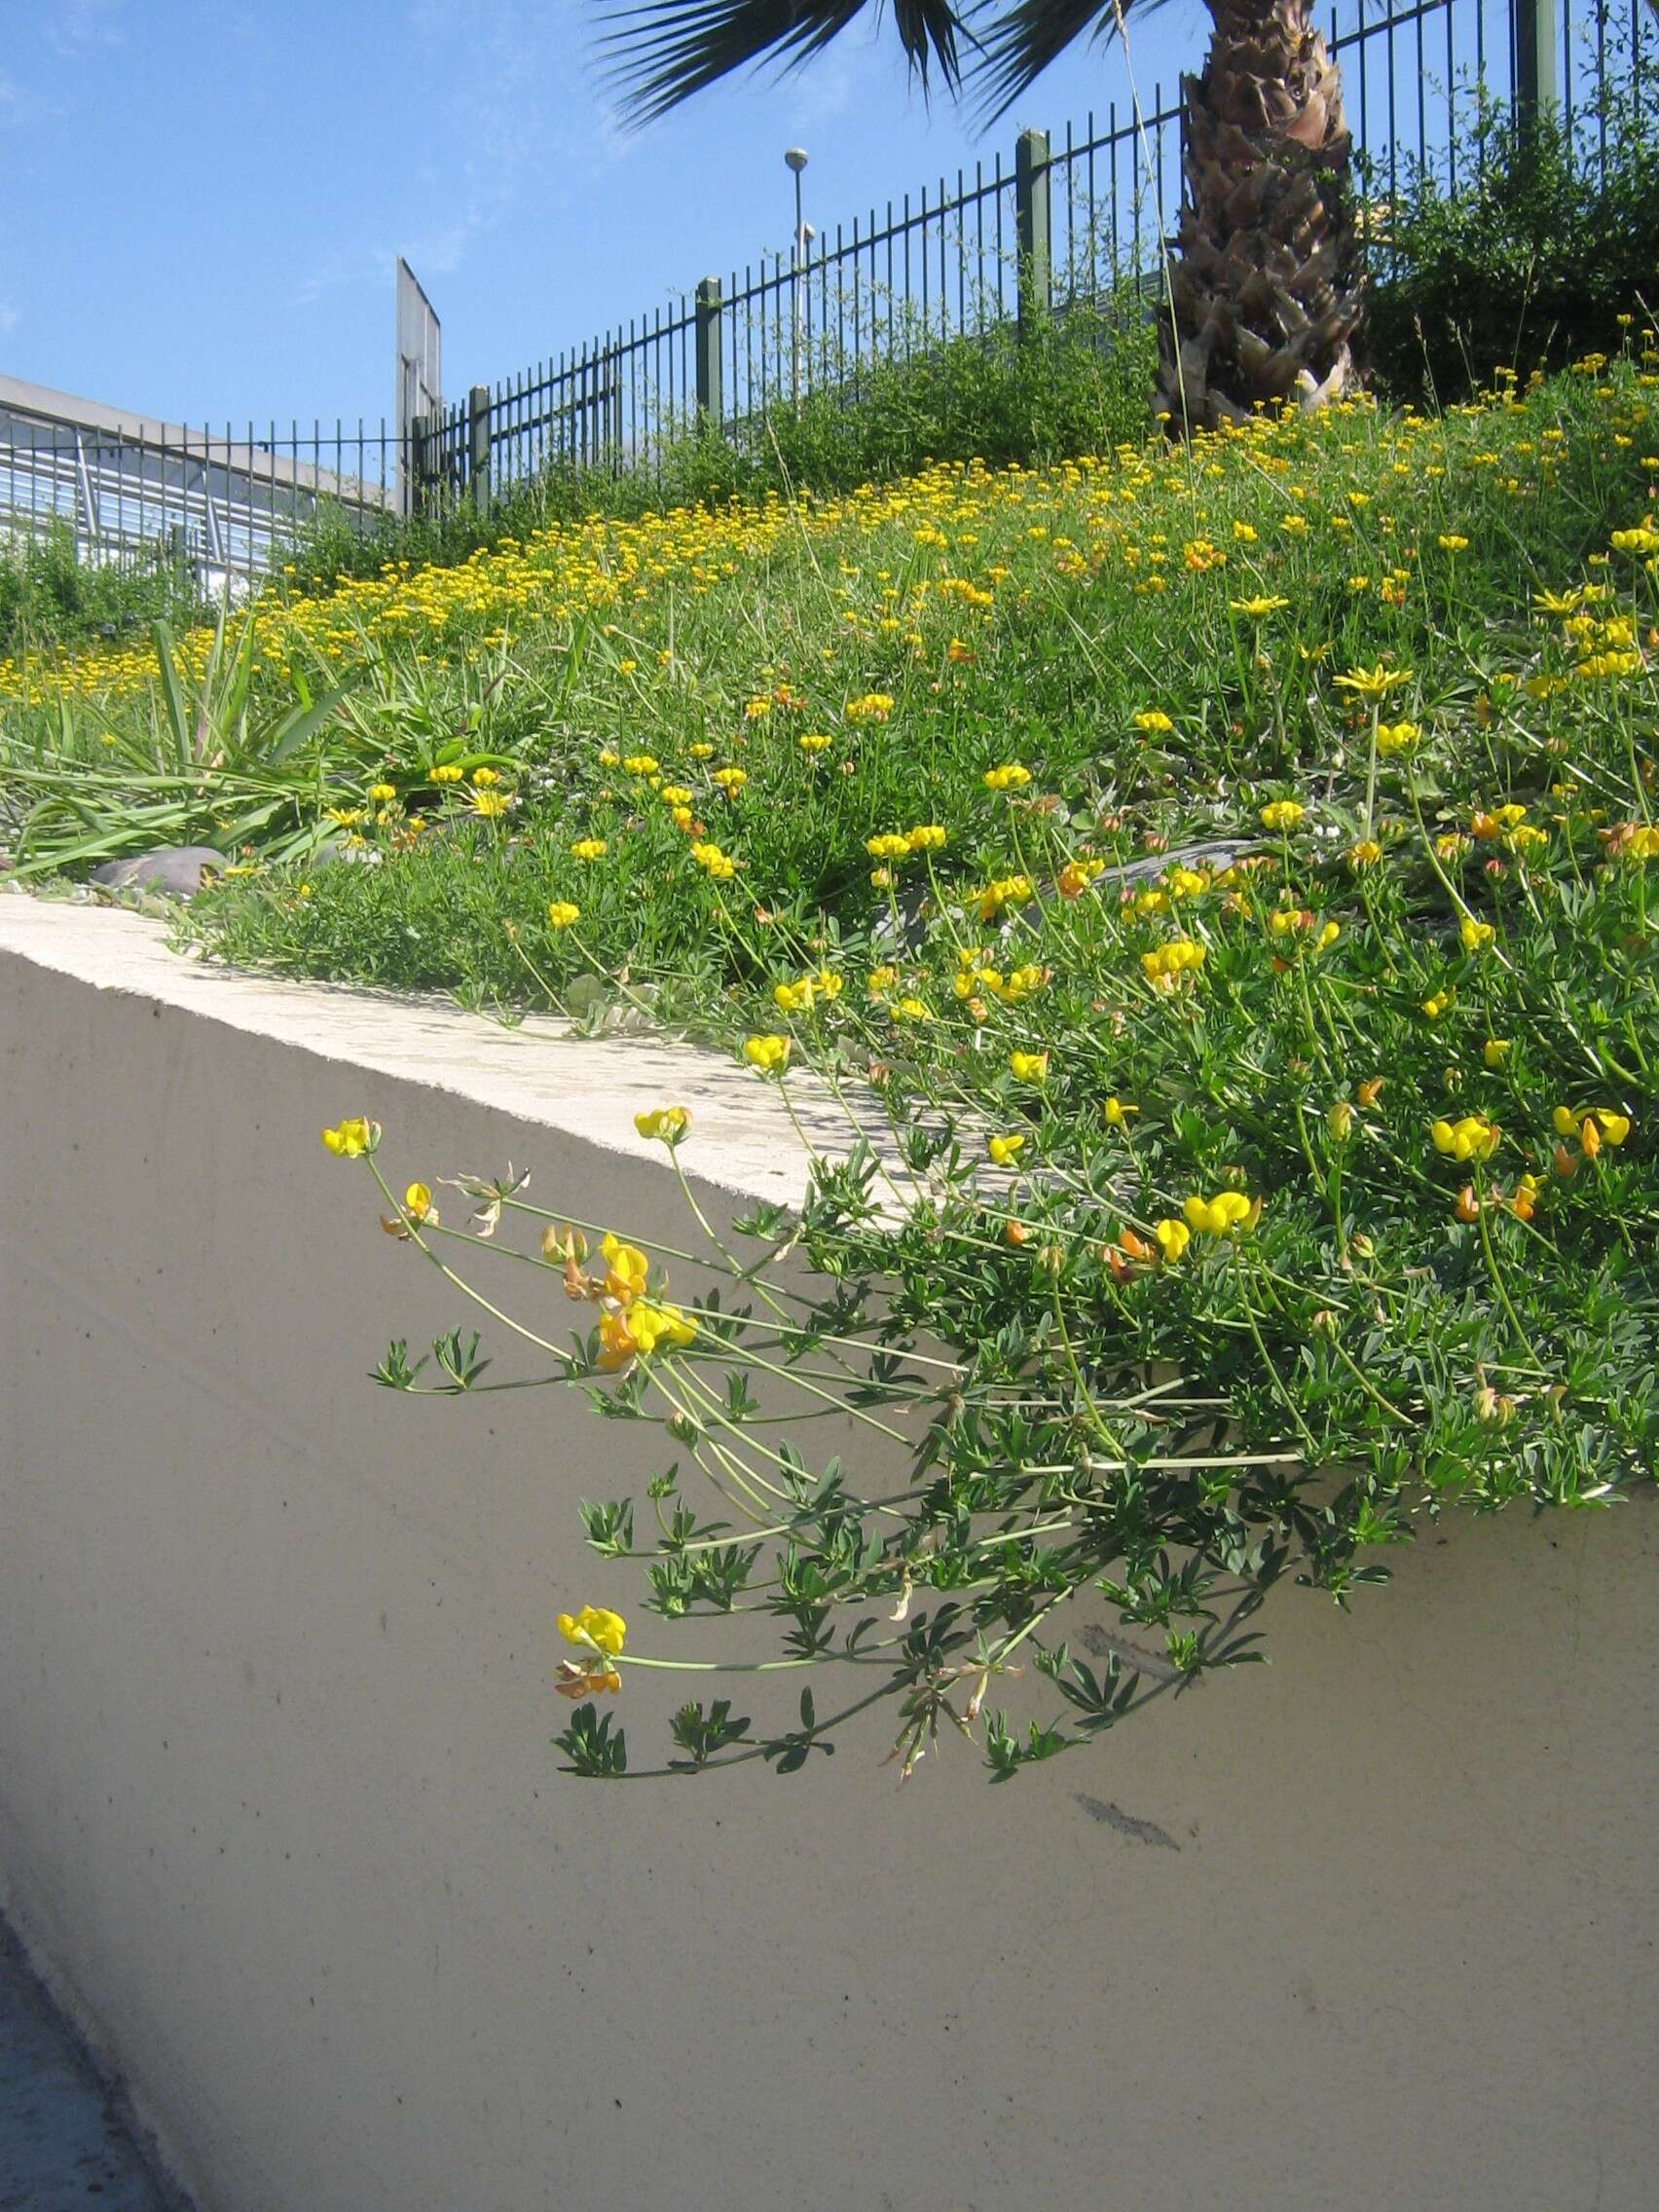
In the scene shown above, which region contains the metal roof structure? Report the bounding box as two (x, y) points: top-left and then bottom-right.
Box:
(0, 374), (400, 595)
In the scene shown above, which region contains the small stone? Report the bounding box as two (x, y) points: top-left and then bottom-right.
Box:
(89, 846), (229, 899)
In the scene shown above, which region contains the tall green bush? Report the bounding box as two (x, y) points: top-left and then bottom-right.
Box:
(1366, 55), (1659, 402)
(0, 521), (206, 659)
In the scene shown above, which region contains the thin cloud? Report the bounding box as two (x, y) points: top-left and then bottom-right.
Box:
(43, 0), (126, 57)
(296, 2), (590, 302)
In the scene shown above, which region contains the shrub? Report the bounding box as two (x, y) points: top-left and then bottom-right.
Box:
(0, 521), (205, 659)
(1366, 54), (1659, 402)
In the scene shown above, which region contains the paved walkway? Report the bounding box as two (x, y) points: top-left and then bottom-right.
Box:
(0, 1916), (184, 2211)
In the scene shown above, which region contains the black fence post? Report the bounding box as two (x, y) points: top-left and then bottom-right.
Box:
(695, 277), (723, 425)
(1015, 128), (1051, 337)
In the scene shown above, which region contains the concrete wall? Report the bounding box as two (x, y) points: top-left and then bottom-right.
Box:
(2, 898), (1655, 2212)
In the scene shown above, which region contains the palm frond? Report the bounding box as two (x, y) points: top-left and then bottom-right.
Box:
(968, 0), (1156, 127)
(599, 0), (970, 126)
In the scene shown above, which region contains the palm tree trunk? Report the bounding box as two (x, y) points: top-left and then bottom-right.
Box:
(1156, 0), (1365, 433)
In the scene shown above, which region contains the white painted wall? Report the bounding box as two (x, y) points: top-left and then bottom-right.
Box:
(2, 899), (1655, 2212)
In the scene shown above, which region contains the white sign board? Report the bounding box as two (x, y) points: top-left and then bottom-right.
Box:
(394, 259), (442, 513)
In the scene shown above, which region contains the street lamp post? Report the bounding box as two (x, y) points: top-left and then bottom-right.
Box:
(785, 146), (808, 410)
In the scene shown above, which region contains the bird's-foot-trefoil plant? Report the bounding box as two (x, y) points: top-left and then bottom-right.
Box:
(320, 480), (1657, 1781)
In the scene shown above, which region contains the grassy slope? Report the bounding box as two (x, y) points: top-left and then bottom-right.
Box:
(4, 349), (1656, 1770)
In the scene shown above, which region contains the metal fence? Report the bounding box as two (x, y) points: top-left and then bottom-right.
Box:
(0, 379), (403, 602)
(1, 0), (1650, 594)
(428, 0), (1649, 500)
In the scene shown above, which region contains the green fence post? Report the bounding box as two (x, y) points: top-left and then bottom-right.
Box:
(467, 384), (491, 507)
(408, 413), (429, 517)
(695, 277), (723, 424)
(1513, 0), (1560, 129)
(1015, 128), (1051, 338)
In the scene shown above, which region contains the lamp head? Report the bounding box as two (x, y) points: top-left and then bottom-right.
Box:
(784, 147), (809, 173)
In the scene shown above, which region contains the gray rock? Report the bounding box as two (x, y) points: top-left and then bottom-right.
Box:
(1101, 838), (1253, 888)
(89, 846), (228, 899)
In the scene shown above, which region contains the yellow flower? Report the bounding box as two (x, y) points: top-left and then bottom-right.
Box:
(892, 996), (933, 1021)
(557, 1604), (627, 1658)
(1259, 799), (1304, 831)
(1459, 916), (1495, 952)
(1610, 525), (1659, 554)
(1140, 939), (1206, 988)
(904, 824), (947, 852)
(1230, 594), (1289, 617)
(1348, 838), (1382, 866)
(1132, 710), (1174, 734)
(1375, 719), (1419, 754)
(429, 762), (463, 784)
(570, 838), (608, 861)
(987, 1133), (1027, 1164)
(471, 791), (510, 819)
(1152, 1217), (1191, 1262)
(690, 841), (736, 879)
(1182, 1192), (1258, 1236)
(1057, 857), (1106, 899)
(1484, 1039), (1511, 1068)
(367, 781), (397, 802)
(320, 1117), (377, 1158)
(977, 873), (1034, 919)
(1437, 534), (1469, 552)
(404, 1181), (436, 1222)
(1327, 1100), (1355, 1141)
(622, 754), (660, 776)
(624, 1302), (698, 1357)
(547, 901), (581, 929)
(1103, 1096), (1138, 1127)
(712, 766), (748, 791)
(634, 1106), (690, 1146)
(1313, 921), (1341, 952)
(687, 742), (715, 760)
(743, 1034), (792, 1075)
(798, 732), (832, 753)
(1593, 1109), (1632, 1146)
(1334, 662), (1414, 699)
(1431, 1115), (1500, 1162)
(471, 766), (500, 788)
(983, 762), (1032, 791)
(601, 1233), (650, 1304)
(845, 692), (896, 724)
(1009, 1050), (1050, 1084)
(866, 832), (912, 860)
(1421, 990), (1453, 1020)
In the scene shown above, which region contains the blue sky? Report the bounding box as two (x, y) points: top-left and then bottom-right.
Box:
(0, 0), (1211, 429)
